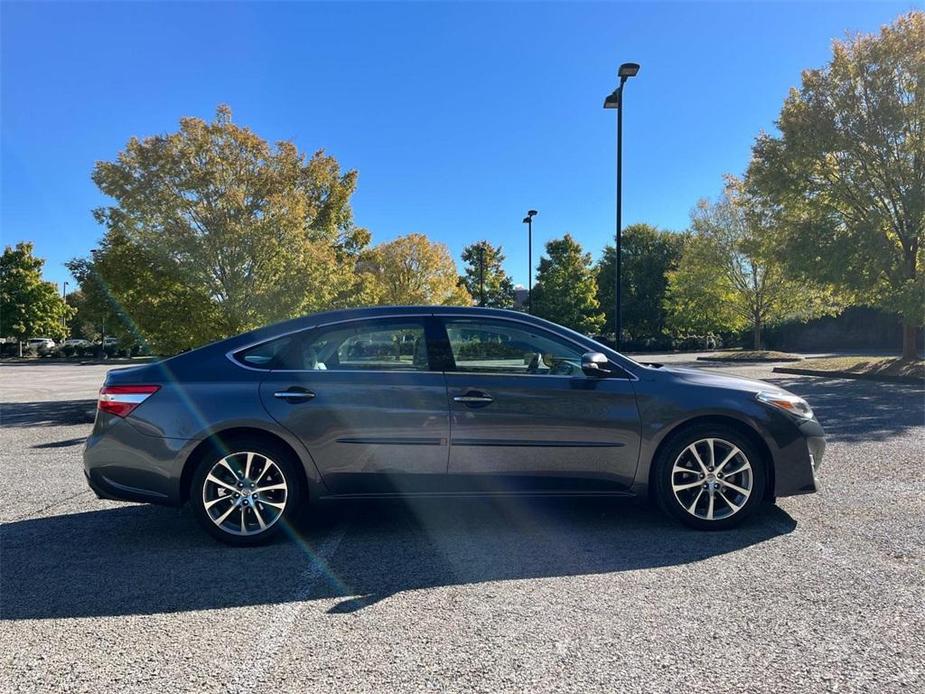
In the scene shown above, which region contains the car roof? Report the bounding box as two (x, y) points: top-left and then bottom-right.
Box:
(233, 306), (555, 344)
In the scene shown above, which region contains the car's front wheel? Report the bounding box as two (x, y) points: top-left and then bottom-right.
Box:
(190, 439), (303, 546)
(653, 425), (766, 530)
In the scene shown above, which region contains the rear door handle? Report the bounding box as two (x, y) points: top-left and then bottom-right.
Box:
(453, 391), (494, 405)
(274, 388), (315, 402)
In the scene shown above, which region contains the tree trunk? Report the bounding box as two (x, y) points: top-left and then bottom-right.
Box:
(902, 321), (919, 360)
(752, 321), (762, 350)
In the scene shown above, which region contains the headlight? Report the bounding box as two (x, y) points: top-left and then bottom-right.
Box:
(756, 391), (814, 419)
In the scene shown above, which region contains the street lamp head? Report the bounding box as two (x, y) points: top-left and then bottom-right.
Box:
(527, 210), (537, 217)
(603, 90), (621, 109)
(522, 216), (531, 224)
(618, 62), (640, 78)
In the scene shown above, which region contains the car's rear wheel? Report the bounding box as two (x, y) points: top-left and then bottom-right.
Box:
(653, 425), (766, 530)
(191, 439), (303, 546)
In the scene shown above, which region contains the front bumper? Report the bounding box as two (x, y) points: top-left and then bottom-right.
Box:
(772, 416), (825, 498)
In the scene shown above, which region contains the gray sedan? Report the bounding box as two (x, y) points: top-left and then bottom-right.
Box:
(84, 306), (824, 545)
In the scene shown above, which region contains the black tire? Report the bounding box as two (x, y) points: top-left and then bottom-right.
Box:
(190, 437), (304, 546)
(653, 424), (767, 531)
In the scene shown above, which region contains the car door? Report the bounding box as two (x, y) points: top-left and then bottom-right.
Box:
(439, 316), (640, 492)
(256, 316), (450, 495)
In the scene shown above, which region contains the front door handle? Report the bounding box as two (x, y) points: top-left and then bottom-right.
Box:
(274, 388), (315, 403)
(453, 391), (494, 405)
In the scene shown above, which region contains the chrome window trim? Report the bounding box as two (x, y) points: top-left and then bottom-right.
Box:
(435, 313), (639, 382)
(226, 311), (638, 381)
(225, 313), (431, 373)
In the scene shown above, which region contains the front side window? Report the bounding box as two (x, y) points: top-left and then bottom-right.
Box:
(443, 319), (584, 375)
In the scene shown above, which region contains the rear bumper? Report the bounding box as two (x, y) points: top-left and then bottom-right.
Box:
(83, 415), (194, 506)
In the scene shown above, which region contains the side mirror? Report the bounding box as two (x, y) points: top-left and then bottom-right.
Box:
(581, 351), (612, 377)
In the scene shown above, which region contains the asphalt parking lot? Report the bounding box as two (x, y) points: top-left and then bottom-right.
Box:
(2, 357), (923, 693)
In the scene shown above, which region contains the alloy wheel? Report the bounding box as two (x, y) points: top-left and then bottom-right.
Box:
(671, 437), (753, 521)
(202, 451), (288, 536)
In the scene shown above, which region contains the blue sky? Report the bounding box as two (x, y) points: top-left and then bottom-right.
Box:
(1, 1), (918, 290)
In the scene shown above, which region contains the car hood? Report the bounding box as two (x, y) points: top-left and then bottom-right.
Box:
(656, 365), (788, 395)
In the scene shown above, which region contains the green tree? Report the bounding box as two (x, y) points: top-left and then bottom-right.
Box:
(359, 233), (472, 306)
(66, 234), (214, 353)
(595, 224), (687, 340)
(460, 241), (515, 307)
(532, 234), (605, 335)
(0, 242), (73, 353)
(747, 11), (924, 358)
(665, 179), (839, 348)
(81, 104), (370, 353)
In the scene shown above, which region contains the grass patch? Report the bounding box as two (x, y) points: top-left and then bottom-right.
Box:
(790, 356), (925, 380)
(699, 350), (804, 363)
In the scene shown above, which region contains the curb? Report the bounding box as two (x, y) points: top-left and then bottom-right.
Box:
(772, 366), (925, 384)
(697, 356), (804, 363)
(78, 358), (158, 365)
(0, 357), (157, 365)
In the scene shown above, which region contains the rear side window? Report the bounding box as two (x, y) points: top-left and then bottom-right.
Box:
(232, 318), (430, 371)
(305, 319), (429, 371)
(234, 336), (295, 369)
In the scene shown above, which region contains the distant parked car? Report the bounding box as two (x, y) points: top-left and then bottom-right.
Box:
(27, 337), (56, 351)
(102, 336), (119, 346)
(63, 338), (91, 348)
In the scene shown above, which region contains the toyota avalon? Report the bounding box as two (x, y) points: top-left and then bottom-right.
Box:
(84, 306), (824, 545)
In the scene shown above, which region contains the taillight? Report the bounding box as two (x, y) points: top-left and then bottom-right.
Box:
(98, 385), (160, 418)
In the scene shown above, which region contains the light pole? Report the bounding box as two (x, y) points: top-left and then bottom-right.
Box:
(603, 62), (639, 348)
(62, 281), (68, 330)
(90, 250), (105, 357)
(522, 210), (537, 313)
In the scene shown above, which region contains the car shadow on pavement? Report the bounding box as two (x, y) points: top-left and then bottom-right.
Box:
(1, 400), (97, 428)
(765, 376), (924, 443)
(1, 498), (795, 621)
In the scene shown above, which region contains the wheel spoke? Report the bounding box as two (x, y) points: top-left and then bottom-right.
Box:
(718, 491), (741, 513)
(218, 458), (241, 481)
(244, 452), (254, 480)
(687, 488), (704, 513)
(240, 507), (246, 533)
(714, 446), (741, 473)
(204, 495), (232, 510)
(255, 462), (273, 484)
(724, 462), (750, 477)
(687, 444), (708, 474)
(255, 482), (287, 493)
(706, 492), (715, 520)
(253, 504), (267, 530)
(214, 502), (239, 526)
(260, 499), (285, 510)
(206, 474), (238, 494)
(723, 481), (749, 496)
(673, 479), (704, 492)
(706, 439), (715, 468)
